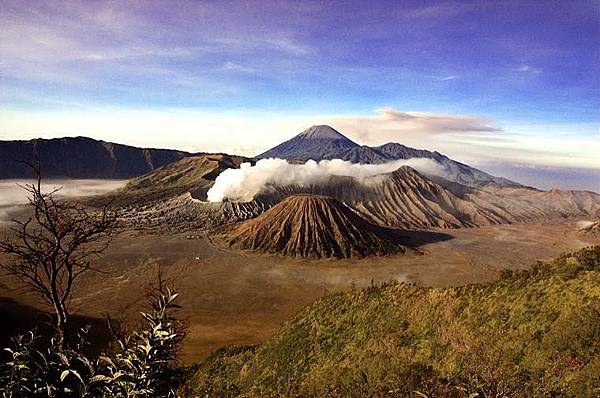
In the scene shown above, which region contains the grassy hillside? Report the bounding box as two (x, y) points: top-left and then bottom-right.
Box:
(185, 246), (600, 397)
(92, 154), (250, 206)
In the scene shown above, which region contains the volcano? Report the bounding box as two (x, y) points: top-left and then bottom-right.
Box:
(269, 167), (600, 229)
(106, 155), (600, 232)
(270, 166), (509, 228)
(258, 125), (359, 160)
(257, 125), (519, 188)
(217, 195), (409, 259)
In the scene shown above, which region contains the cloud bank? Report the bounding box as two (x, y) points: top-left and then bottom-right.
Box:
(206, 158), (443, 202)
(473, 162), (600, 193)
(0, 179), (125, 223)
(327, 107), (501, 145)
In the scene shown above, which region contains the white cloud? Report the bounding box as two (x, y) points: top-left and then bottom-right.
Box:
(515, 64), (541, 74)
(0, 107), (598, 173)
(0, 0), (310, 86)
(207, 158), (444, 202)
(222, 61), (255, 73)
(322, 107), (501, 146)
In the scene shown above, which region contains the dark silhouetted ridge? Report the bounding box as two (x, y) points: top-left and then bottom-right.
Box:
(0, 136), (191, 179)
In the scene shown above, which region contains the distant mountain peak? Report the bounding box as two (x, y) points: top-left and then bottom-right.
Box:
(257, 125), (358, 160)
(298, 125), (357, 143)
(257, 125), (521, 188)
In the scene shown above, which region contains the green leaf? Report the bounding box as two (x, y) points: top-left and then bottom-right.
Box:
(70, 369), (83, 383)
(90, 374), (112, 383)
(56, 352), (69, 365)
(60, 370), (70, 382)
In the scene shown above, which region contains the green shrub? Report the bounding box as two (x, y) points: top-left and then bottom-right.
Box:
(1, 288), (183, 398)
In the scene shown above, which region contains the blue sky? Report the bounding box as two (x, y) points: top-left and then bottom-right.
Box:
(0, 0), (599, 190)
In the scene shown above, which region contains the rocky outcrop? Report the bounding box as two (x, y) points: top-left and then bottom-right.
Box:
(581, 220), (600, 235)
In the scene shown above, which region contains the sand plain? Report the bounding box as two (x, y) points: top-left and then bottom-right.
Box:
(2, 218), (597, 363)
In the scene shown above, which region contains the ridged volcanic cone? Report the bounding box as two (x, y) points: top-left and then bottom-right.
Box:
(217, 194), (408, 259)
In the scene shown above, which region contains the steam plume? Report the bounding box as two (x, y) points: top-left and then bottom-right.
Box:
(207, 158), (443, 202)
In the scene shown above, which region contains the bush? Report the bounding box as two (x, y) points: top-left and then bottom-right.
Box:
(1, 288), (183, 398)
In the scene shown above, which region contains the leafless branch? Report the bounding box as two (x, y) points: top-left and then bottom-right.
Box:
(0, 159), (118, 347)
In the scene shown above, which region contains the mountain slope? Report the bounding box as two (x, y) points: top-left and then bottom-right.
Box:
(99, 154), (600, 232)
(257, 125), (520, 188)
(113, 153), (251, 203)
(188, 246), (600, 397)
(267, 166), (600, 229)
(91, 154), (270, 231)
(258, 125), (359, 160)
(0, 137), (191, 179)
(93, 153), (250, 205)
(216, 195), (409, 258)
(582, 220), (600, 235)
(270, 167), (506, 228)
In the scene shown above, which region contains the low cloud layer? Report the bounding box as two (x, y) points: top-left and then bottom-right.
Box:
(474, 162), (600, 193)
(207, 158), (443, 202)
(327, 107), (501, 145)
(0, 179), (125, 222)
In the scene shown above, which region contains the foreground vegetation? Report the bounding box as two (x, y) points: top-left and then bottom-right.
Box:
(0, 165), (184, 397)
(1, 286), (183, 397)
(187, 246), (600, 397)
(2, 168), (598, 396)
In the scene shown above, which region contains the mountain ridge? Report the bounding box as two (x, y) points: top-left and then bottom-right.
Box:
(0, 136), (193, 179)
(105, 155), (600, 232)
(258, 125), (521, 189)
(265, 166), (600, 229)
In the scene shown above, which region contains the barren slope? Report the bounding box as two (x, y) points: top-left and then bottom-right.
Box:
(582, 219), (600, 235)
(95, 153), (250, 206)
(95, 156), (600, 232)
(269, 167), (600, 229)
(463, 187), (600, 223)
(270, 167), (516, 228)
(217, 195), (409, 259)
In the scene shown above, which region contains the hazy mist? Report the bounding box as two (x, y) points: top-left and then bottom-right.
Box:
(0, 179), (126, 222)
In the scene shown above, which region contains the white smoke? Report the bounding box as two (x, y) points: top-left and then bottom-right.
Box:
(207, 158), (444, 202)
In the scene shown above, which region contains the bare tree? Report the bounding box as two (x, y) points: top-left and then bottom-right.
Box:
(0, 161), (117, 348)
